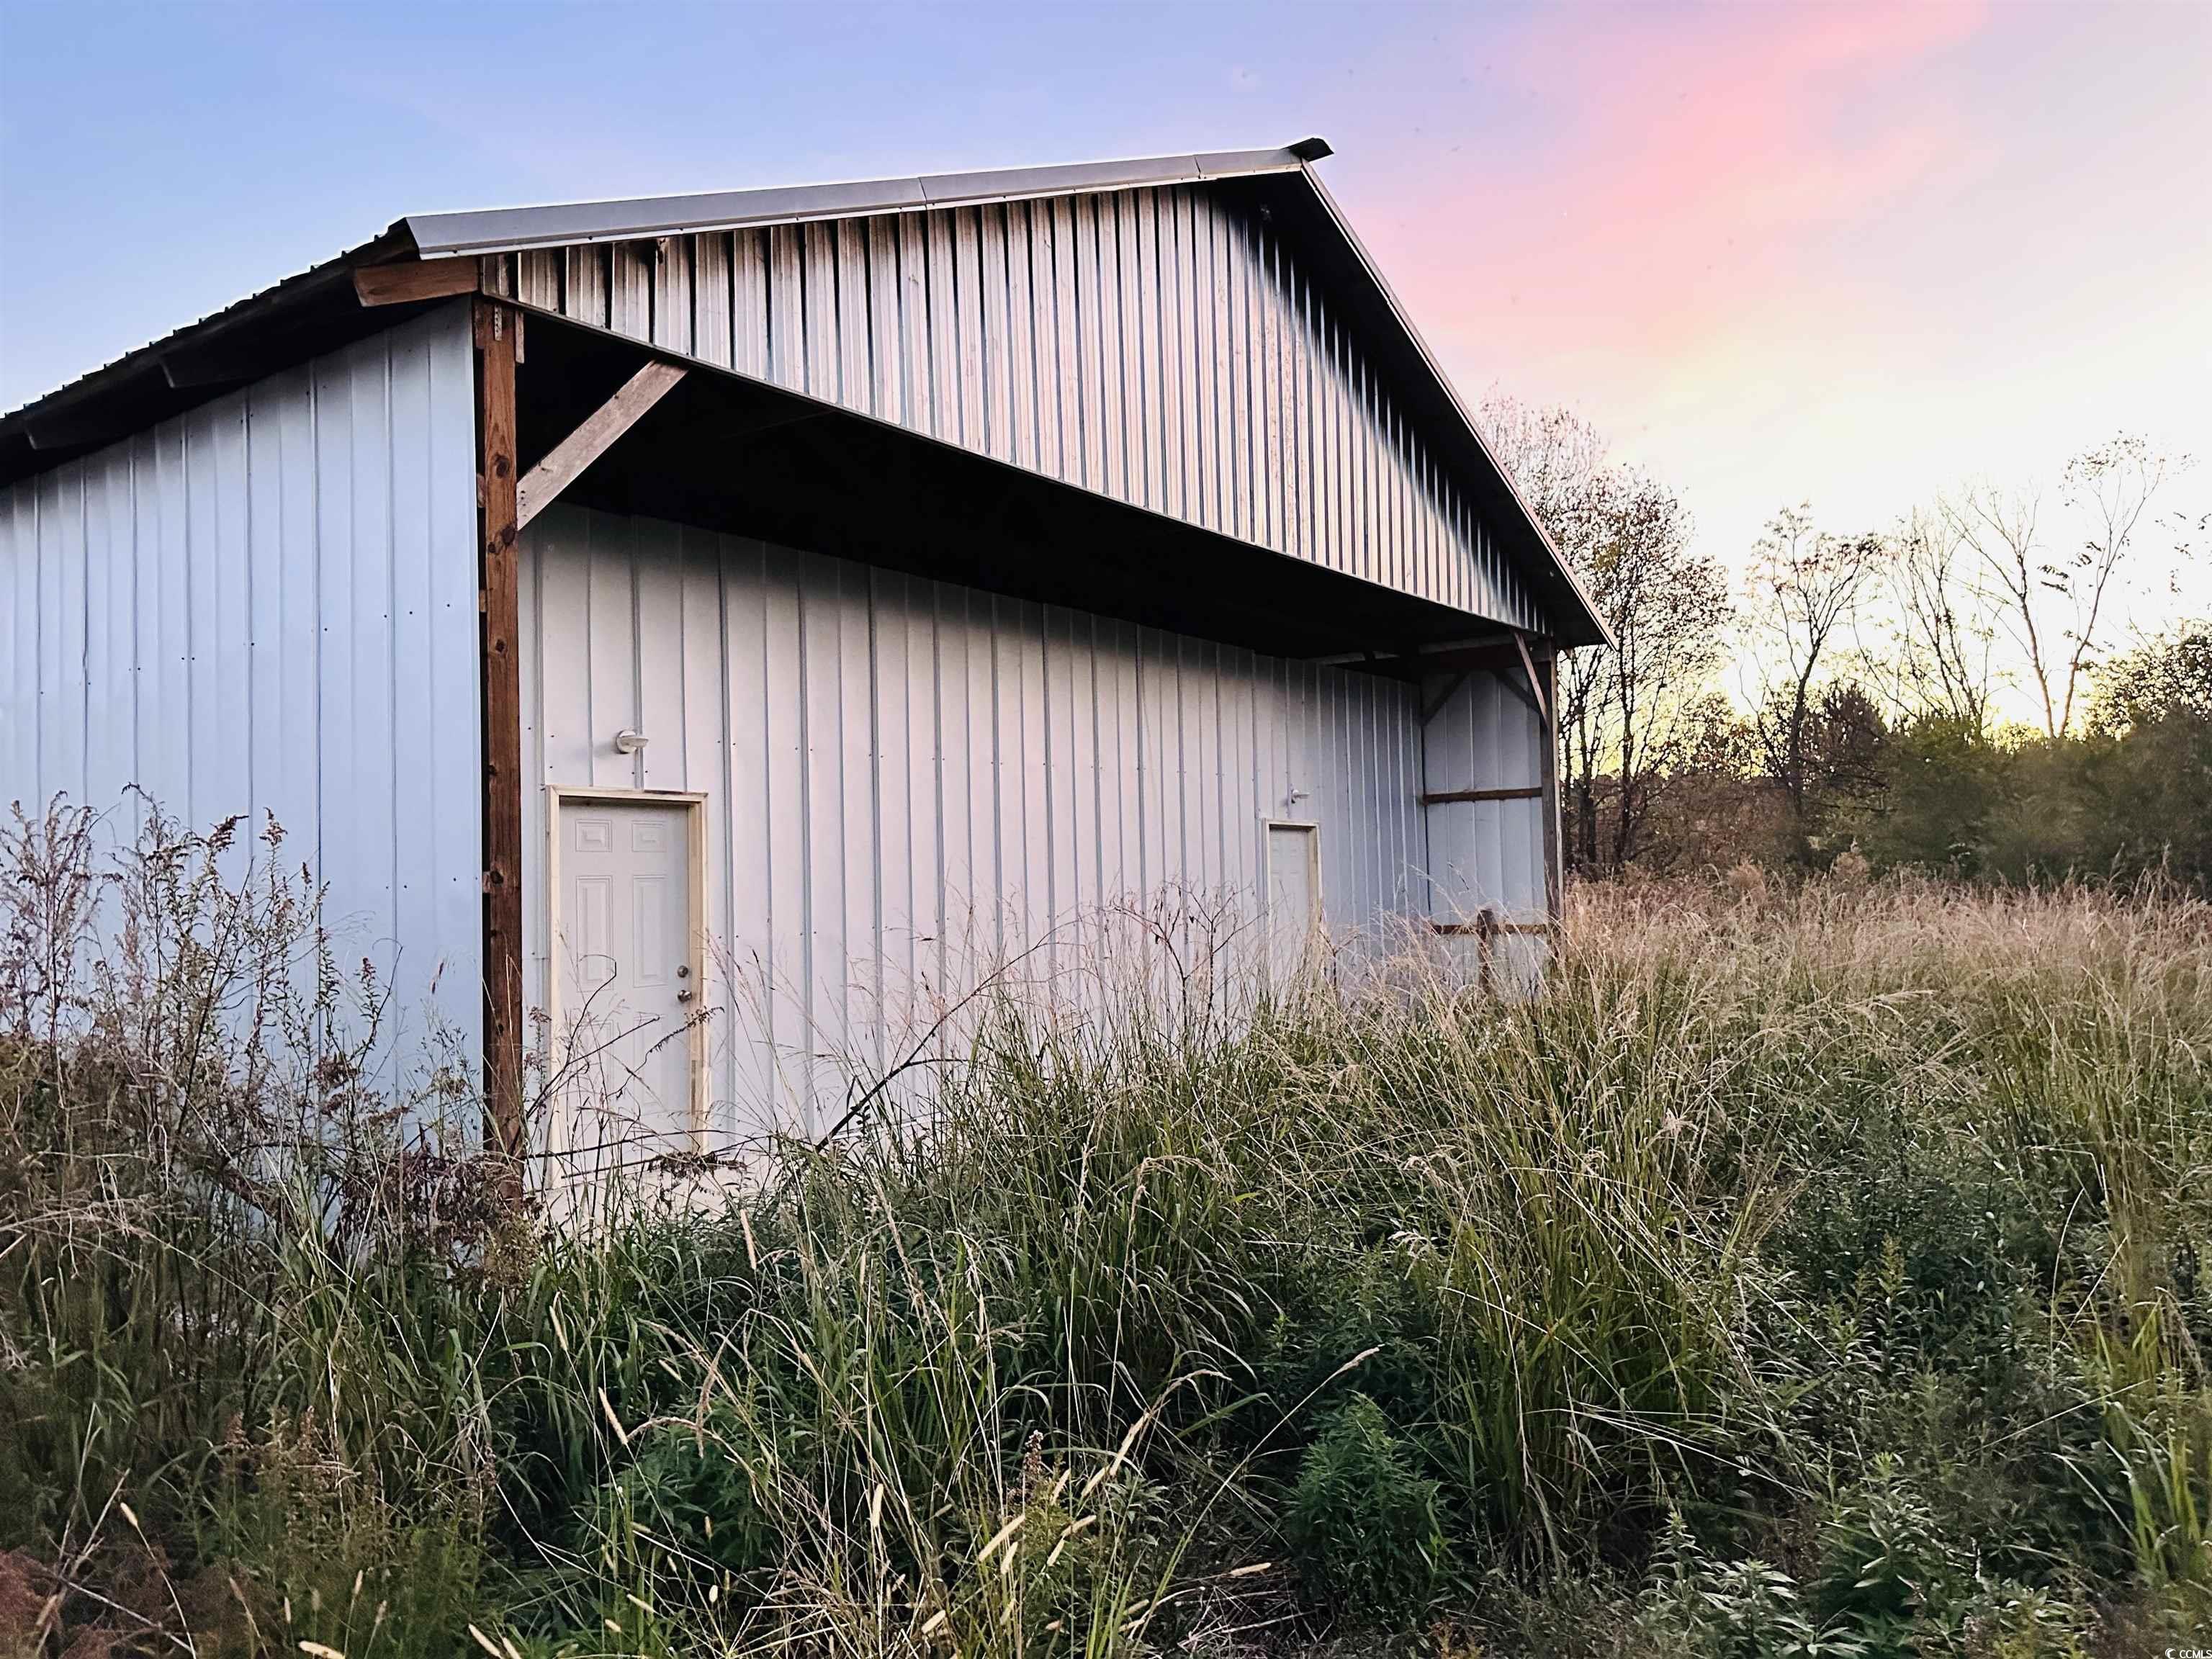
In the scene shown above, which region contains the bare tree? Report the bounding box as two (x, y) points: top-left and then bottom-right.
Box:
(1478, 395), (1608, 535)
(1745, 505), (1883, 822)
(1956, 434), (2180, 738)
(1866, 506), (1996, 733)
(1556, 618), (1614, 871)
(1590, 472), (1728, 866)
(1481, 397), (1614, 867)
(1480, 396), (1728, 871)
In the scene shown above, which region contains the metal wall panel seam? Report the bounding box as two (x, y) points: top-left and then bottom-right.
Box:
(767, 225), (800, 397)
(801, 222), (839, 406)
(1175, 191), (1206, 534)
(1001, 204), (1038, 475)
(1035, 202), (1061, 487)
(1205, 192), (1233, 539)
(865, 570), (886, 1073)
(1120, 192), (1151, 513)
(0, 309), (479, 1057)
(835, 220), (871, 416)
(1072, 199), (1103, 499)
(1259, 230), (1287, 557)
(871, 570), (909, 1048)
(923, 212), (958, 446)
(1228, 204), (1255, 548)
(979, 207), (1014, 464)
(954, 210), (986, 458)
(1096, 197), (1128, 505)
(863, 220), (899, 426)
(1161, 189), (1191, 527)
(732, 232), (767, 380)
(894, 215), (929, 437)
(656, 236), (694, 357)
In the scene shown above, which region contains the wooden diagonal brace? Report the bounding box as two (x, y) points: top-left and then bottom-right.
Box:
(1512, 631), (1550, 727)
(516, 361), (688, 529)
(1419, 670), (1470, 725)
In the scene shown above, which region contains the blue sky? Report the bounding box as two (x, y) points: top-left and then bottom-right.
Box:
(4, 0), (2206, 594)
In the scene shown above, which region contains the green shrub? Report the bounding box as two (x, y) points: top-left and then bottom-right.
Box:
(1812, 1461), (1973, 1655)
(2, 806), (2210, 1654)
(1636, 1511), (1866, 1658)
(1285, 1392), (1452, 1622)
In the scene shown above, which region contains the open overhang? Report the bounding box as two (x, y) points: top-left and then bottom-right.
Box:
(516, 312), (1531, 664)
(0, 138), (1606, 648)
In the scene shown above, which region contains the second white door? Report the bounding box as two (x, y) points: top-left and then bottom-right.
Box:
(1267, 822), (1321, 984)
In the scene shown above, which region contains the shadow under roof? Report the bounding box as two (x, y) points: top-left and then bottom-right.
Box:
(0, 137), (1607, 647)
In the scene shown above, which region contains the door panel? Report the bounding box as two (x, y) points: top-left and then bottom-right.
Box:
(1267, 823), (1319, 984)
(554, 799), (696, 1167)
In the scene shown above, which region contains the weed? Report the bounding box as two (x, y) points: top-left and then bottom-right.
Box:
(1, 809), (2208, 1653)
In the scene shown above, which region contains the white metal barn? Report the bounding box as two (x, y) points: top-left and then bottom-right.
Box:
(0, 138), (1604, 1158)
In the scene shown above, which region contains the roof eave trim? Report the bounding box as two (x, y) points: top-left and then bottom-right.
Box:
(1290, 167), (1613, 649)
(0, 225), (415, 435)
(400, 142), (1326, 260)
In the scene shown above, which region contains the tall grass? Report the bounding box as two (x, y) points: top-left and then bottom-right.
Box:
(1, 804), (2207, 1655)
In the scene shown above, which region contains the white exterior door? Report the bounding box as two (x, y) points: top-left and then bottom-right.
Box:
(1267, 823), (1321, 984)
(553, 798), (698, 1165)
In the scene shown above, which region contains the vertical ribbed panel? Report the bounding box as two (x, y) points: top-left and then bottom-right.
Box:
(0, 305), (483, 1053)
(520, 503), (1431, 1141)
(1421, 670), (1549, 926)
(512, 184), (1543, 633)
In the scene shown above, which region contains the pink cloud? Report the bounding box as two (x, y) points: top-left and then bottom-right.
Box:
(1370, 0), (1995, 370)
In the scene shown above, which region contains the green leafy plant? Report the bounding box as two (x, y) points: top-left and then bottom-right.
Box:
(1285, 1392), (1452, 1624)
(1637, 1511), (1867, 1658)
(2, 805), (2210, 1654)
(1812, 1460), (1972, 1655)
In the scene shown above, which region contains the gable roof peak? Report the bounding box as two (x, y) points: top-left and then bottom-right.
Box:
(400, 139), (1336, 260)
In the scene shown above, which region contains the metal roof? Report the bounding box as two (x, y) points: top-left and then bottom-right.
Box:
(403, 139), (1335, 258)
(0, 143), (1334, 441)
(1286, 165), (1609, 648)
(0, 136), (1608, 645)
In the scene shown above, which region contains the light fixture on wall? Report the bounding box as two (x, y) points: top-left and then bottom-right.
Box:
(613, 729), (649, 755)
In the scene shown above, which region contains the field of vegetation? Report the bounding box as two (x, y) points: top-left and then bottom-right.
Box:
(2, 809), (2209, 1657)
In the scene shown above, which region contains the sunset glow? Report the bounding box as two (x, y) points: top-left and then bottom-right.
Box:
(3, 0), (2205, 592)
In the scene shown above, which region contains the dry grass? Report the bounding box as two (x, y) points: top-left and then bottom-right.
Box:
(1, 804), (2207, 1655)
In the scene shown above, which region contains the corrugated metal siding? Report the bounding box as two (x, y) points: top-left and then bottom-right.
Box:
(1422, 672), (1550, 925)
(519, 503), (1429, 1141)
(503, 184), (1543, 632)
(0, 304), (482, 1054)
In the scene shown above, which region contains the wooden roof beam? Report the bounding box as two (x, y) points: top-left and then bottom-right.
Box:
(354, 256), (484, 307)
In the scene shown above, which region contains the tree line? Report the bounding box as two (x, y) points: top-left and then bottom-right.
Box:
(1482, 399), (2209, 887)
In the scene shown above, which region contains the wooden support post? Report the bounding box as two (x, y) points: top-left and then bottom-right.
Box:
(1541, 649), (1563, 923)
(474, 298), (526, 1179)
